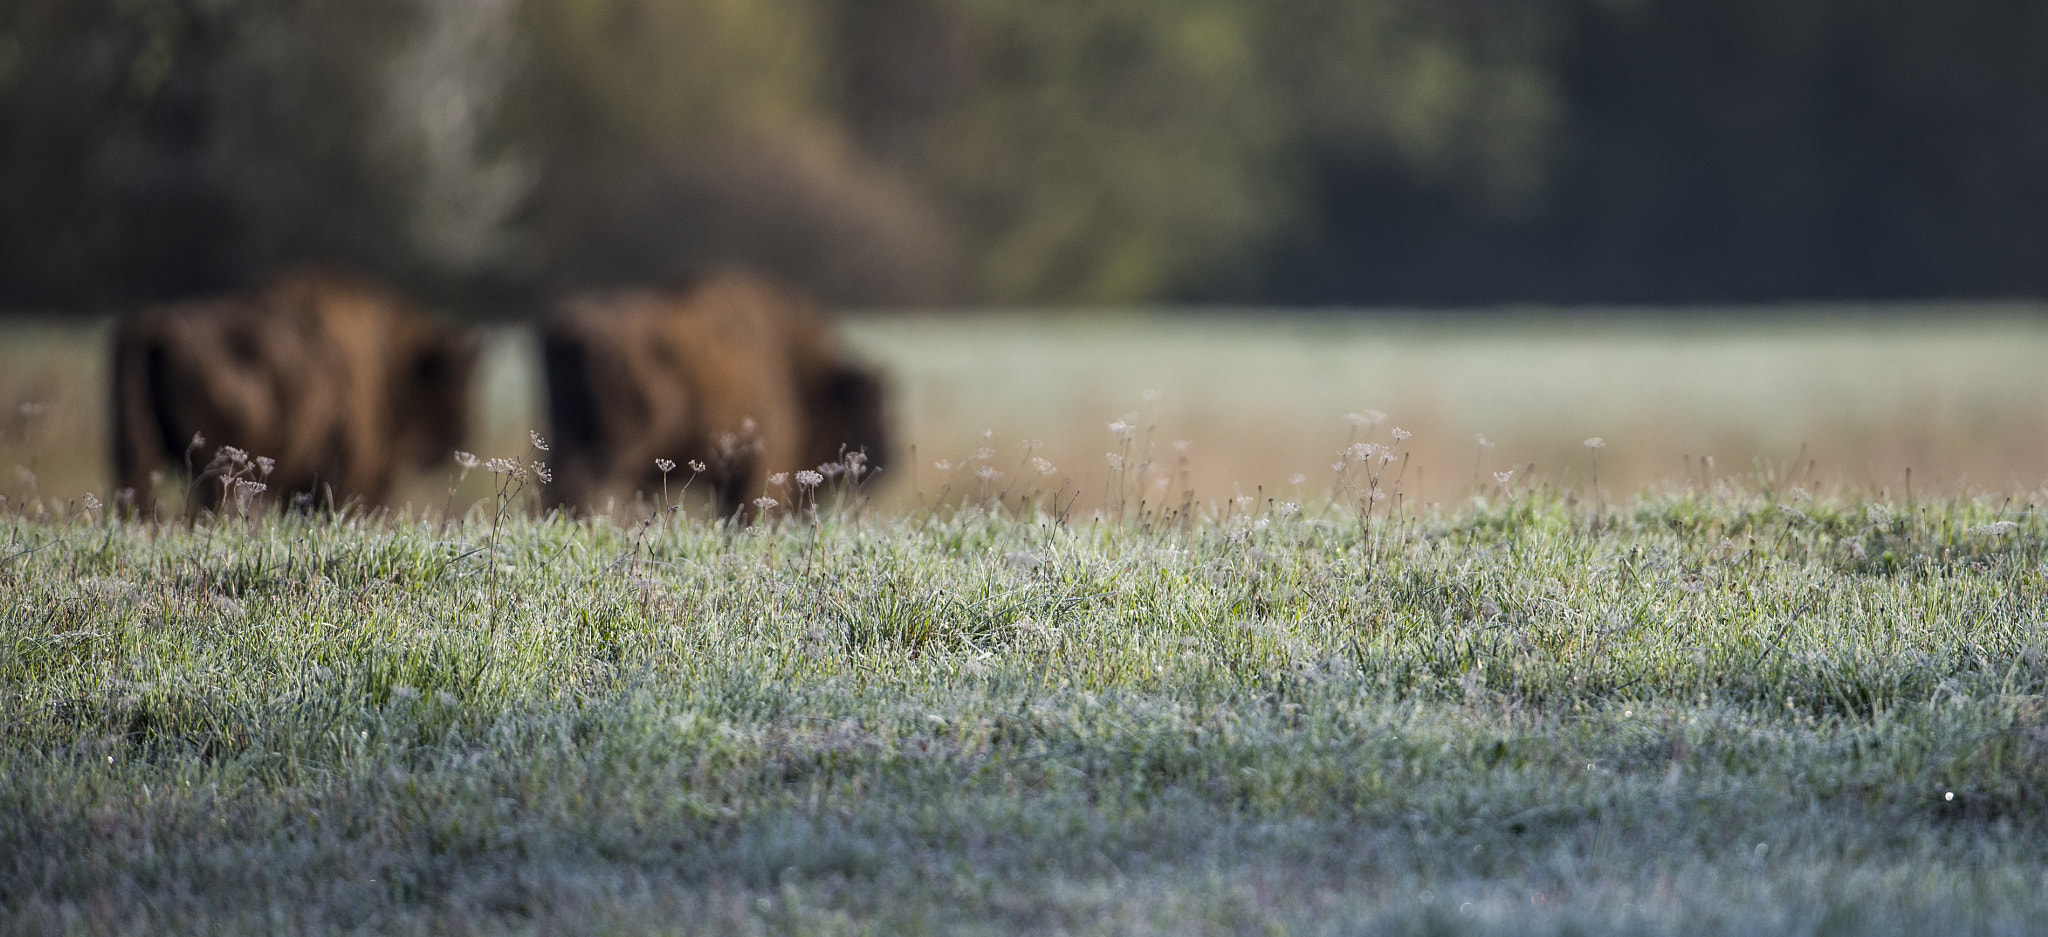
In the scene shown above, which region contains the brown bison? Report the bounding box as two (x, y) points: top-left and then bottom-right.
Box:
(539, 272), (889, 516)
(111, 269), (477, 513)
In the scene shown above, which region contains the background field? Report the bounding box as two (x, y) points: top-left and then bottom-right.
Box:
(5, 307), (2048, 513)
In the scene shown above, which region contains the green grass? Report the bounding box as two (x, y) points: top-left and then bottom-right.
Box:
(4, 483), (2047, 934)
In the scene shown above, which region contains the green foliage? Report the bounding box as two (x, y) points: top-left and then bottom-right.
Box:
(3, 488), (2047, 932)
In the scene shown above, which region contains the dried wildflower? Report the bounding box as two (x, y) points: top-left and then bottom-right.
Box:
(1107, 420), (1135, 440)
(655, 458), (676, 473)
(190, 431), (206, 449)
(1866, 504), (1892, 526)
(83, 493), (101, 511)
(934, 459), (952, 472)
(819, 462), (844, 478)
(976, 465), (1003, 482)
(1494, 470), (1515, 485)
(768, 472), (789, 487)
(1031, 457), (1057, 476)
(688, 460), (706, 473)
(1969, 521), (2018, 536)
(529, 431), (549, 451)
(794, 470), (823, 488)
(1583, 437), (1605, 449)
(484, 458), (517, 475)
(1391, 427), (1412, 441)
(221, 446), (249, 465)
(1277, 501), (1300, 517)
(846, 450), (867, 466)
(237, 480), (267, 496)
(1105, 453), (1124, 471)
(1235, 494), (1255, 509)
(255, 456), (276, 476)
(455, 451), (480, 469)
(753, 496), (779, 511)
(532, 462), (552, 484)
(1331, 463), (1345, 473)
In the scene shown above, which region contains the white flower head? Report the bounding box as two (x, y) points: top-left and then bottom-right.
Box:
(455, 451), (480, 469)
(1475, 434), (1495, 448)
(532, 462), (552, 484)
(1494, 470), (1515, 485)
(768, 472), (789, 487)
(753, 496), (779, 511)
(484, 458), (517, 475)
(1277, 501), (1300, 517)
(1108, 420), (1135, 440)
(933, 459), (952, 472)
(655, 458), (676, 473)
(1390, 427), (1412, 441)
(1105, 452), (1125, 471)
(529, 431), (549, 451)
(1031, 457), (1057, 476)
(688, 460), (706, 473)
(254, 456), (275, 475)
(1583, 437), (1606, 450)
(975, 465), (1004, 482)
(794, 470), (824, 488)
(83, 493), (101, 511)
(973, 447), (996, 462)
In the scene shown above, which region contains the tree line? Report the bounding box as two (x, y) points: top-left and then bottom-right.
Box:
(2, 0), (2041, 312)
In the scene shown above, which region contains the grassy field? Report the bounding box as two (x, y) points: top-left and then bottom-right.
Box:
(4, 309), (2047, 933)
(3, 479), (2047, 934)
(6, 307), (2048, 511)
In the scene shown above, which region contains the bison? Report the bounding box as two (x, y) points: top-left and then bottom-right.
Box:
(111, 269), (477, 514)
(539, 272), (890, 516)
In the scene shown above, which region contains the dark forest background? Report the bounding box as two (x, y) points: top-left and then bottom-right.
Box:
(3, 0), (2045, 314)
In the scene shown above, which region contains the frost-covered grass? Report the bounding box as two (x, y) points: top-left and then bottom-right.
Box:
(4, 486), (2048, 935)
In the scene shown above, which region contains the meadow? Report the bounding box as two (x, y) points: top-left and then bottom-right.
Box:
(3, 309), (2048, 934)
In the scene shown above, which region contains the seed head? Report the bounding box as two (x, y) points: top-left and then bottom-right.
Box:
(221, 445), (249, 465)
(655, 458), (676, 473)
(83, 493), (101, 511)
(532, 462), (552, 484)
(974, 447), (996, 462)
(753, 496), (779, 511)
(819, 462), (844, 478)
(687, 460), (706, 473)
(976, 465), (1003, 482)
(794, 470), (824, 488)
(1583, 437), (1605, 450)
(254, 456), (275, 476)
(529, 431), (549, 451)
(768, 472), (789, 487)
(455, 451), (480, 469)
(1390, 427), (1412, 441)
(484, 458), (517, 475)
(1494, 470), (1515, 485)
(1031, 457), (1057, 476)
(1108, 420), (1135, 440)
(933, 459), (952, 472)
(1105, 453), (1125, 471)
